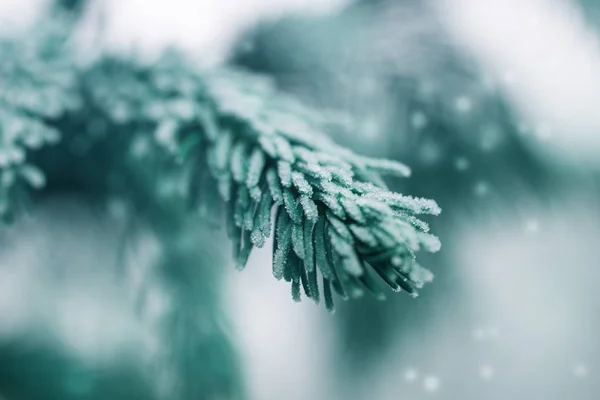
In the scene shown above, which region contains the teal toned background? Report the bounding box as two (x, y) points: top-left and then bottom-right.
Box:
(1, 0), (600, 399)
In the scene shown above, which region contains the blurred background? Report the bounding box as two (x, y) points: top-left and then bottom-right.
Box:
(2, 0), (600, 399)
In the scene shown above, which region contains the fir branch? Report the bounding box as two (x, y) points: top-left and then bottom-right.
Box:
(114, 59), (442, 310)
(0, 25), (441, 310)
(202, 70), (441, 310)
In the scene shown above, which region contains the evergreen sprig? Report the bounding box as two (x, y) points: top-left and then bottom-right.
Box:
(201, 70), (441, 311)
(87, 58), (442, 310)
(0, 24), (441, 311)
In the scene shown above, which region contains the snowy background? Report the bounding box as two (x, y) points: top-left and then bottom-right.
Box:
(2, 0), (600, 399)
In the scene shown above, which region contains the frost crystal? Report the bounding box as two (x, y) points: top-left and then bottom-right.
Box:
(246, 147), (266, 189)
(277, 161), (293, 188)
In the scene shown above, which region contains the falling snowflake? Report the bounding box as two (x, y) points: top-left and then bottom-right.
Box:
(480, 125), (503, 152)
(479, 365), (495, 381)
(423, 375), (441, 393)
(573, 363), (589, 378)
(361, 117), (380, 139)
(474, 181), (490, 197)
(411, 111), (428, 130)
(524, 219), (540, 234)
(454, 96), (473, 114)
(454, 156), (470, 172)
(404, 368), (419, 382)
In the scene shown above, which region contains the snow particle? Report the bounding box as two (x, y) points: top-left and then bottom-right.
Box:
(411, 111), (428, 130)
(404, 368), (419, 382)
(362, 117), (380, 138)
(573, 364), (588, 378)
(480, 125), (503, 151)
(525, 219), (540, 234)
(474, 181), (490, 197)
(423, 375), (441, 393)
(454, 156), (470, 172)
(455, 96), (473, 114)
(479, 365), (495, 381)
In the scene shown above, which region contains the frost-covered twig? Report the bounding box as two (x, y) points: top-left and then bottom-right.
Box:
(91, 58), (442, 310)
(0, 24), (441, 310)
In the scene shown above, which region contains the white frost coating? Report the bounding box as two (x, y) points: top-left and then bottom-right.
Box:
(230, 141), (250, 183)
(299, 195), (319, 222)
(246, 147), (266, 189)
(292, 172), (313, 196)
(437, 0), (600, 165)
(277, 161), (293, 188)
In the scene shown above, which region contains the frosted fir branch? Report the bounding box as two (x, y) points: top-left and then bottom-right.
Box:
(79, 54), (442, 311)
(0, 20), (441, 310)
(202, 70), (441, 309)
(149, 66), (439, 310)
